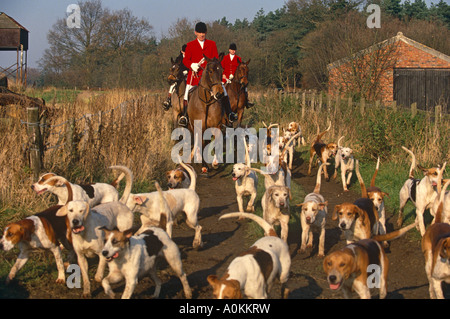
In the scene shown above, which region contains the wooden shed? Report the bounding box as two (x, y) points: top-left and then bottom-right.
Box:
(0, 12), (29, 86)
(328, 32), (450, 111)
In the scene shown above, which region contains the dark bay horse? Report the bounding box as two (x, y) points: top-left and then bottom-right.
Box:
(166, 54), (188, 127)
(225, 59), (250, 127)
(187, 53), (226, 173)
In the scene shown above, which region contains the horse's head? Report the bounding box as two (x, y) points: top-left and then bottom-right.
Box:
(202, 53), (224, 100)
(235, 59), (250, 87)
(167, 54), (185, 84)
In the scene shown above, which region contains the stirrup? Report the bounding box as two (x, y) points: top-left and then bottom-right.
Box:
(178, 116), (188, 127)
(228, 112), (237, 122)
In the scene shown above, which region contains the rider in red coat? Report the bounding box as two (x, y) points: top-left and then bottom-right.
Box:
(221, 43), (253, 108)
(221, 43), (241, 84)
(178, 22), (237, 127)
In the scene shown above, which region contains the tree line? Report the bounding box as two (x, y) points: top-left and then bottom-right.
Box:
(37, 0), (450, 96)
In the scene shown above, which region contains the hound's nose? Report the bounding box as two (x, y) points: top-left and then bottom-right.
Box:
(328, 275), (337, 283)
(72, 219), (80, 226)
(30, 185), (34, 190)
(339, 222), (346, 229)
(102, 250), (109, 257)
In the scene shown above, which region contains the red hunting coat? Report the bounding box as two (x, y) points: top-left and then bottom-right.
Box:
(221, 54), (242, 83)
(183, 38), (219, 86)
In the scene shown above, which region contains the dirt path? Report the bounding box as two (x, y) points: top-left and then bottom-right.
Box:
(8, 153), (446, 299)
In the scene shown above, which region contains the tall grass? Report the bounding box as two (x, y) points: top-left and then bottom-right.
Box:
(0, 88), (175, 224)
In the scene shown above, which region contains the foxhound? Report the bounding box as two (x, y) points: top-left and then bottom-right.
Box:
(422, 222), (450, 299)
(334, 160), (417, 245)
(101, 225), (192, 299)
(166, 162), (196, 190)
(398, 146), (445, 235)
(208, 212), (291, 299)
(232, 138), (258, 213)
(32, 169), (122, 207)
(0, 176), (73, 284)
(296, 163), (329, 257)
(366, 157), (389, 241)
(55, 165), (134, 298)
(287, 121), (305, 146)
(332, 136), (355, 192)
(125, 159), (203, 249)
(323, 239), (389, 299)
(308, 122), (337, 181)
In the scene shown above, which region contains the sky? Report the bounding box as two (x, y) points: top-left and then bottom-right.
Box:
(0, 0), (287, 69)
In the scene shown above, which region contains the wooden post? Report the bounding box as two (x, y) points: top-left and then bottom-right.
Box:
(348, 96), (352, 109)
(27, 107), (43, 179)
(327, 93), (331, 111)
(318, 92), (323, 111)
(302, 91), (306, 118)
(391, 100), (397, 112)
(360, 97), (365, 115)
(311, 91), (315, 112)
(411, 102), (417, 118)
(435, 105), (442, 122)
(335, 93), (340, 115)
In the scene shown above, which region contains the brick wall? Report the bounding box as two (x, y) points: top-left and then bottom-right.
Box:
(328, 38), (450, 103)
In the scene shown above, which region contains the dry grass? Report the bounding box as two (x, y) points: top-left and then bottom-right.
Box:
(0, 89), (175, 217)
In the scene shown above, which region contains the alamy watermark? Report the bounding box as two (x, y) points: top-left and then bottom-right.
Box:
(366, 4), (381, 29)
(66, 4), (81, 29)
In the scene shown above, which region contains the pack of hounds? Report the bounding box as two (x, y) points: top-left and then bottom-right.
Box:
(1, 121), (449, 299)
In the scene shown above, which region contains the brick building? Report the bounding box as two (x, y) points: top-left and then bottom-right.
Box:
(328, 32), (450, 110)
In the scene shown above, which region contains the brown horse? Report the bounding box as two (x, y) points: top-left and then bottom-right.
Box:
(187, 53), (226, 173)
(166, 54), (188, 127)
(225, 59), (250, 127)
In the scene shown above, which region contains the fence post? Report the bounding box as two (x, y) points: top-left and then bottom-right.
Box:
(26, 107), (43, 179)
(302, 91), (306, 118)
(411, 102), (417, 118)
(360, 97), (365, 115)
(318, 92), (323, 112)
(435, 105), (442, 122)
(311, 91), (315, 112)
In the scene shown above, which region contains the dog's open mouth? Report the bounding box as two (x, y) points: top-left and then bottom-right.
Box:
(329, 282), (341, 290)
(34, 188), (47, 195)
(106, 252), (119, 262)
(232, 176), (239, 181)
(72, 226), (85, 234)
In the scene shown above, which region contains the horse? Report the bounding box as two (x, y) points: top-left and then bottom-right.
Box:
(187, 53), (227, 173)
(166, 53), (188, 127)
(225, 59), (250, 127)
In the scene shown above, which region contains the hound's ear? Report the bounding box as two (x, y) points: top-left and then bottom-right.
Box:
(332, 205), (340, 220)
(296, 203), (305, 207)
(133, 195), (147, 205)
(319, 201), (328, 208)
(123, 229), (133, 239)
(355, 207), (366, 224)
(207, 275), (219, 287)
(56, 205), (68, 217)
(382, 192), (390, 198)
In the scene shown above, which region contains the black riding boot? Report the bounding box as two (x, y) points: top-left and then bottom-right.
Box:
(178, 100), (189, 127)
(221, 96), (238, 125)
(162, 95), (172, 110)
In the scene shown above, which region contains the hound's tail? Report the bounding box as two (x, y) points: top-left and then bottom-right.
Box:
(337, 136), (345, 149)
(177, 155), (196, 191)
(370, 157), (380, 188)
(44, 176), (73, 204)
(314, 121), (331, 144)
(372, 221), (418, 242)
(355, 160), (368, 198)
(313, 162), (330, 194)
(280, 131), (301, 160)
(110, 173), (125, 189)
(401, 146), (416, 179)
(219, 212), (278, 237)
(109, 166), (133, 204)
(434, 164), (449, 223)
